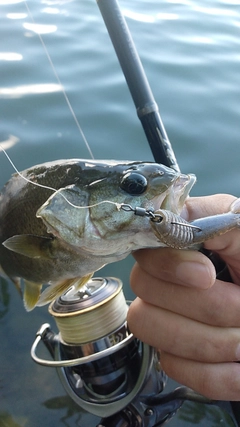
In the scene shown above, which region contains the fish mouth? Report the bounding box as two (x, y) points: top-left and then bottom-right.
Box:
(153, 173), (196, 214)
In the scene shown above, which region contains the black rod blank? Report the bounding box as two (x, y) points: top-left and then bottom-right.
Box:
(97, 0), (180, 172)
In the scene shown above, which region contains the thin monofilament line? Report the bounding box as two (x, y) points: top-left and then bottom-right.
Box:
(0, 144), (121, 211)
(24, 1), (94, 160)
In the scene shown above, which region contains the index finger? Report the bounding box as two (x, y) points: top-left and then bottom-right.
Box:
(132, 247), (216, 289)
(184, 194), (240, 284)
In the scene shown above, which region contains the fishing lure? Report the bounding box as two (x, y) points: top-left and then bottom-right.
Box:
(1, 151), (240, 310)
(122, 203), (240, 249)
(0, 158), (194, 310)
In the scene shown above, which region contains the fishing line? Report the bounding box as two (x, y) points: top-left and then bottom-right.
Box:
(2, 4), (157, 218)
(24, 1), (94, 160)
(0, 144), (122, 212)
(0, 142), (156, 218)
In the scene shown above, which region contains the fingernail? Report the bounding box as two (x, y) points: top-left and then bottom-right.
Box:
(235, 343), (240, 360)
(176, 261), (213, 288)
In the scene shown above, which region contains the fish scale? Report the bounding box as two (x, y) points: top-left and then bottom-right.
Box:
(1, 158), (240, 310)
(0, 159), (193, 310)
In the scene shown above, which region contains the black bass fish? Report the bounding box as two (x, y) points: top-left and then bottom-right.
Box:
(0, 159), (195, 310)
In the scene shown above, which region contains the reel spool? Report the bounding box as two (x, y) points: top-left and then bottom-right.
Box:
(31, 277), (165, 418)
(49, 276), (129, 345)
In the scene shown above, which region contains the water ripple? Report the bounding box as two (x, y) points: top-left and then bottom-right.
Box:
(0, 52), (23, 61)
(0, 83), (62, 98)
(23, 22), (57, 34)
(7, 13), (27, 19)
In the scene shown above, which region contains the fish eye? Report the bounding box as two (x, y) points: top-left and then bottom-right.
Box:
(120, 172), (148, 195)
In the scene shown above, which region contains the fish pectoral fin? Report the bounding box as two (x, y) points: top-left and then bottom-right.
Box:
(37, 274), (93, 307)
(2, 234), (54, 259)
(23, 280), (42, 311)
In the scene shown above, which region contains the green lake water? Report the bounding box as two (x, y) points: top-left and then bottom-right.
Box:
(0, 0), (240, 425)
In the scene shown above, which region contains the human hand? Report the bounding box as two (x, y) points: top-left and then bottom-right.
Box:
(127, 194), (240, 401)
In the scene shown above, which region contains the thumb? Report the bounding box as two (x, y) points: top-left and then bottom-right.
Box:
(182, 194), (240, 285)
(182, 194), (237, 221)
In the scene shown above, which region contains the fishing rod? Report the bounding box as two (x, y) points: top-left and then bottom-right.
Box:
(97, 0), (180, 173)
(30, 1), (238, 426)
(94, 2), (240, 426)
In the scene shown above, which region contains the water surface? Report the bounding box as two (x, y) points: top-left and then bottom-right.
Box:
(0, 0), (240, 425)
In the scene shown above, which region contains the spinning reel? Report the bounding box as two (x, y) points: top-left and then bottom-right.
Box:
(29, 1), (240, 425)
(31, 276), (220, 427)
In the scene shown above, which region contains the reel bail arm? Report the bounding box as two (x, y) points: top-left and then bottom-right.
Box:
(31, 277), (236, 426)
